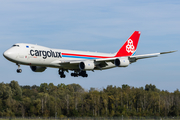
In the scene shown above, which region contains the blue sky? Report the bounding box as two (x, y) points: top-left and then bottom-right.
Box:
(0, 0), (179, 92)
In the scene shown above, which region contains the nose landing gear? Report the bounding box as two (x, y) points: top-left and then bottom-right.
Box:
(16, 64), (22, 73)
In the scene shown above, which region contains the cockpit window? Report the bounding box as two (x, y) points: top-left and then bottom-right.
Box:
(12, 45), (19, 47)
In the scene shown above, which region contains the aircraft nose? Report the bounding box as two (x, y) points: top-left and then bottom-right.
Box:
(3, 50), (11, 59)
(3, 51), (8, 57)
(3, 49), (17, 60)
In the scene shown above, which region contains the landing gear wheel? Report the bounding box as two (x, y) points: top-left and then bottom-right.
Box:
(17, 69), (22, 73)
(83, 74), (88, 77)
(16, 64), (22, 73)
(71, 73), (78, 77)
(60, 74), (66, 78)
(79, 71), (88, 77)
(59, 69), (66, 78)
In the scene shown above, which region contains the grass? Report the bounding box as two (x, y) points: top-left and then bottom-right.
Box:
(0, 117), (179, 120)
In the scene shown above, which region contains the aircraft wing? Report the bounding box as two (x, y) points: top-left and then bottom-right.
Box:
(128, 50), (177, 63)
(51, 50), (176, 69)
(95, 50), (177, 62)
(130, 50), (176, 59)
(51, 60), (82, 64)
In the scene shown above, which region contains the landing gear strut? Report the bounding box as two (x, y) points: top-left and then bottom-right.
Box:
(59, 69), (66, 78)
(16, 64), (22, 73)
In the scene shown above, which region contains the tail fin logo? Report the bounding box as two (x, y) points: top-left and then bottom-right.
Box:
(126, 39), (135, 53)
(115, 31), (140, 57)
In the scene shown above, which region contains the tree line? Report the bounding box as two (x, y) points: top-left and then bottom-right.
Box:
(0, 80), (179, 117)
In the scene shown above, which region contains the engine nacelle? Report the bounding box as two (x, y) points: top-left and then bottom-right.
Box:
(30, 66), (47, 72)
(79, 61), (95, 70)
(114, 58), (130, 67)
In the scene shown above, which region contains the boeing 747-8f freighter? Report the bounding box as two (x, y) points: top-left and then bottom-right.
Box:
(3, 31), (176, 78)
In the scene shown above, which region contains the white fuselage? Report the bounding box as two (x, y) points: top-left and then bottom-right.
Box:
(4, 43), (116, 70)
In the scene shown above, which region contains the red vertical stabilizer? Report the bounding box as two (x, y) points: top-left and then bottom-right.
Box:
(115, 31), (141, 57)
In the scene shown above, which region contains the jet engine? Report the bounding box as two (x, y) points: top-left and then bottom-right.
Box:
(30, 66), (47, 72)
(79, 61), (95, 70)
(114, 58), (130, 67)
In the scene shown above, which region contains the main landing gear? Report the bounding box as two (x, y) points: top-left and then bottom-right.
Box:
(59, 69), (66, 78)
(58, 69), (88, 78)
(16, 64), (22, 73)
(71, 71), (88, 77)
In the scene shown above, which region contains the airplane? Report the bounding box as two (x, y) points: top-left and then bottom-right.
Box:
(3, 31), (176, 78)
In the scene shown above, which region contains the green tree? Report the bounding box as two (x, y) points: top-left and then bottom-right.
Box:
(9, 80), (22, 101)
